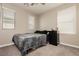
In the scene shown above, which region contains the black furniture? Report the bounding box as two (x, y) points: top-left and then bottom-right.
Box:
(34, 30), (59, 46)
(47, 30), (59, 46)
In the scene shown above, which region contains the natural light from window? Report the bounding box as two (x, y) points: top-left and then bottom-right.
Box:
(28, 15), (35, 30)
(57, 6), (76, 34)
(2, 7), (15, 29)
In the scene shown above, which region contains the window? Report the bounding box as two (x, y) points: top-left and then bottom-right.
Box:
(2, 7), (15, 29)
(28, 15), (35, 30)
(57, 6), (76, 34)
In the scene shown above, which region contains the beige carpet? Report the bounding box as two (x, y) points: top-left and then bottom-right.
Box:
(0, 44), (79, 56)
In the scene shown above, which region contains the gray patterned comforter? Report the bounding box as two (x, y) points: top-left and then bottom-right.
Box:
(12, 33), (47, 56)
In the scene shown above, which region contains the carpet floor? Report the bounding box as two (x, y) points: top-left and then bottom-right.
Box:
(0, 44), (79, 56)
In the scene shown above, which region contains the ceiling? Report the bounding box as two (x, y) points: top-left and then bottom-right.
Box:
(13, 3), (63, 15)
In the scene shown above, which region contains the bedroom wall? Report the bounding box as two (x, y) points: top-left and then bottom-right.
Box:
(35, 15), (40, 30)
(0, 4), (37, 45)
(39, 10), (57, 31)
(39, 3), (79, 47)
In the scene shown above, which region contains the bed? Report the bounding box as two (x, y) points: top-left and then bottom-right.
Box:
(12, 33), (47, 56)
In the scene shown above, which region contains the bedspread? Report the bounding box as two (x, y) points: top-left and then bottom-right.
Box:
(12, 33), (47, 56)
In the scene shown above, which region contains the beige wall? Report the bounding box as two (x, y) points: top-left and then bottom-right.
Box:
(39, 3), (79, 47)
(39, 10), (57, 31)
(0, 4), (36, 45)
(35, 15), (40, 30)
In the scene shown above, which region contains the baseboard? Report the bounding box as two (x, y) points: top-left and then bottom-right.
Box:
(0, 43), (14, 48)
(60, 43), (79, 49)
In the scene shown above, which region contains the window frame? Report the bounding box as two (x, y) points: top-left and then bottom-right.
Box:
(57, 6), (76, 34)
(28, 15), (35, 30)
(2, 7), (16, 30)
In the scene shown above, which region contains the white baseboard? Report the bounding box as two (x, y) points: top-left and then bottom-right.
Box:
(0, 43), (14, 48)
(60, 43), (79, 49)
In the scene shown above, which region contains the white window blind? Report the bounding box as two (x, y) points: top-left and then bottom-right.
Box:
(57, 6), (76, 34)
(2, 7), (15, 29)
(28, 15), (35, 30)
